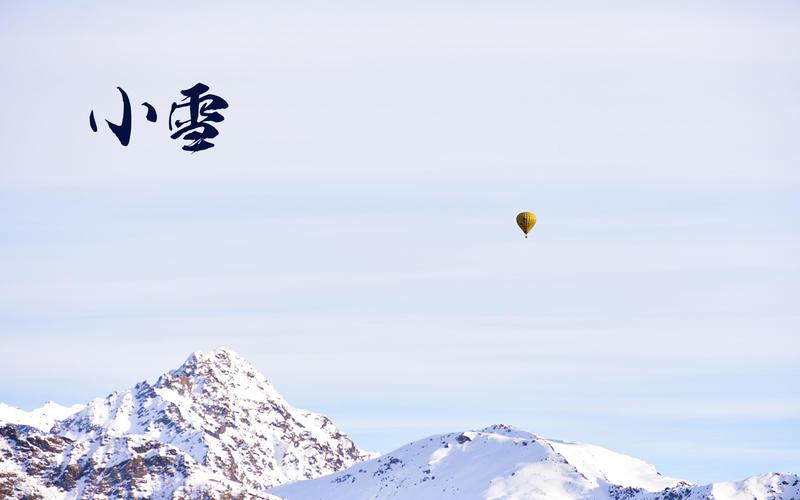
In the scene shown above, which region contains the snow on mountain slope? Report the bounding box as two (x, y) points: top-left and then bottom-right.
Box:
(0, 346), (369, 499)
(268, 424), (683, 500)
(0, 401), (84, 431)
(268, 424), (799, 500)
(625, 472), (800, 499)
(706, 474), (800, 499)
(0, 424), (77, 499)
(542, 437), (678, 492)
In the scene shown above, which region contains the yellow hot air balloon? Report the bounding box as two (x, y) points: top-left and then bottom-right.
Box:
(516, 211), (537, 238)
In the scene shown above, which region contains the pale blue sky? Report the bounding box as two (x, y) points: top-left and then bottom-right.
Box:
(1, 1), (798, 485)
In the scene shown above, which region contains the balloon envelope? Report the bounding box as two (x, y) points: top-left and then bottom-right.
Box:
(516, 212), (537, 237)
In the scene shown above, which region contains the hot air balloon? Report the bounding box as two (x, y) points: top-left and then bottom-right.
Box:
(516, 211), (536, 238)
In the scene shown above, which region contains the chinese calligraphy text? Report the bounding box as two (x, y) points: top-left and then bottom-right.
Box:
(89, 83), (228, 153)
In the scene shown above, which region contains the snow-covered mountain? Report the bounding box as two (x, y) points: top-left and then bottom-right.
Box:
(269, 424), (800, 500)
(0, 347), (369, 499)
(1, 348), (797, 500)
(0, 401), (84, 432)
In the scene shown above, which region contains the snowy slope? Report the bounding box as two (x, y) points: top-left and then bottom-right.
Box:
(543, 437), (677, 492)
(269, 424), (799, 500)
(0, 346), (368, 499)
(0, 401), (84, 431)
(619, 472), (800, 500)
(269, 424), (684, 500)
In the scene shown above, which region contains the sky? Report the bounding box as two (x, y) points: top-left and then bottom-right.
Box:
(1, 0), (798, 485)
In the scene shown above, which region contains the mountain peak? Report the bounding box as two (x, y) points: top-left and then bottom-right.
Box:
(29, 347), (371, 497)
(161, 345), (285, 406)
(269, 425), (688, 500)
(181, 345), (251, 371)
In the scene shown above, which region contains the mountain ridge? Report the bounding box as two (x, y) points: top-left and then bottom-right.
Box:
(268, 424), (799, 500)
(1, 347), (796, 500)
